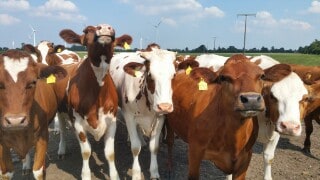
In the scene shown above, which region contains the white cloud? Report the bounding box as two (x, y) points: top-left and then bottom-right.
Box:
(118, 0), (224, 21)
(0, 0), (30, 11)
(252, 11), (311, 31)
(0, 14), (20, 25)
(38, 0), (77, 12)
(33, 0), (86, 22)
(279, 19), (312, 30)
(162, 17), (177, 26)
(308, 1), (320, 13)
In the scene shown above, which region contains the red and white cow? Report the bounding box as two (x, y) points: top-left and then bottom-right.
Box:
(0, 49), (67, 179)
(109, 47), (177, 179)
(180, 54), (313, 179)
(57, 24), (132, 179)
(23, 41), (81, 66)
(166, 54), (289, 179)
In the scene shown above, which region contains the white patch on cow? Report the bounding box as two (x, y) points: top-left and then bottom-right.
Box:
(1, 172), (13, 179)
(22, 152), (31, 171)
(271, 72), (307, 136)
(195, 54), (228, 71)
(3, 56), (29, 83)
(57, 49), (81, 64)
(32, 166), (43, 179)
(37, 41), (50, 65)
(91, 55), (109, 86)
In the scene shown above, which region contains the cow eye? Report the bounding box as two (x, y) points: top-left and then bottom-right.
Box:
(0, 82), (5, 89)
(26, 81), (37, 89)
(260, 74), (266, 80)
(218, 75), (232, 83)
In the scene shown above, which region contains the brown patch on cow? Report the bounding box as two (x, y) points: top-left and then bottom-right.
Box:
(107, 153), (115, 162)
(123, 62), (144, 77)
(116, 66), (119, 70)
(82, 152), (91, 160)
(189, 68), (218, 84)
(225, 54), (250, 65)
(132, 148), (140, 156)
(177, 59), (199, 71)
(78, 132), (87, 142)
(143, 43), (161, 51)
(263, 64), (292, 82)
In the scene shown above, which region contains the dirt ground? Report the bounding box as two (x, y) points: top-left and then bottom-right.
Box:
(11, 113), (320, 180)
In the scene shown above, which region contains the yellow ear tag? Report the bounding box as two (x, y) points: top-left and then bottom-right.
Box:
(57, 48), (62, 53)
(124, 42), (131, 50)
(46, 74), (56, 84)
(198, 78), (208, 91)
(134, 70), (142, 77)
(186, 66), (192, 75)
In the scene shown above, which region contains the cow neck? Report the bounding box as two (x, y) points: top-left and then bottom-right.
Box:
(136, 73), (152, 112)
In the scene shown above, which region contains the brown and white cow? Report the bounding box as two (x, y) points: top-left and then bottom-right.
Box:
(56, 24), (132, 180)
(289, 64), (320, 154)
(109, 46), (177, 179)
(0, 49), (67, 179)
(165, 54), (299, 179)
(23, 41), (81, 66)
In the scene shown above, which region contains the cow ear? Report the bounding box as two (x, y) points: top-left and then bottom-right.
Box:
(37, 63), (68, 81)
(123, 62), (145, 77)
(22, 44), (42, 63)
(189, 67), (218, 84)
(54, 45), (65, 53)
(177, 59), (199, 71)
(114, 34), (133, 48)
(59, 29), (82, 44)
(263, 64), (292, 82)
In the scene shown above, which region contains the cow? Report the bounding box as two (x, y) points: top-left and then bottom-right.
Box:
(0, 49), (67, 179)
(56, 24), (132, 180)
(23, 41), (81, 66)
(109, 46), (177, 179)
(289, 64), (320, 154)
(187, 54), (312, 179)
(165, 54), (293, 179)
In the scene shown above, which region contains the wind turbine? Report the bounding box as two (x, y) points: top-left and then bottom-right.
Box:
(153, 20), (162, 43)
(29, 25), (36, 46)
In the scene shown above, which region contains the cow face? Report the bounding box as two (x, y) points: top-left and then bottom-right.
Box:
(37, 40), (54, 65)
(124, 49), (177, 113)
(262, 64), (307, 136)
(0, 50), (67, 131)
(60, 24), (116, 67)
(217, 54), (265, 117)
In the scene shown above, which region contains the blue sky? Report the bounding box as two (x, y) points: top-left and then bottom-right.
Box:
(1, 0), (320, 50)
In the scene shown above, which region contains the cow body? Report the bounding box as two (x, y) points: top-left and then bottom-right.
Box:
(109, 48), (176, 179)
(57, 24), (132, 180)
(0, 50), (67, 179)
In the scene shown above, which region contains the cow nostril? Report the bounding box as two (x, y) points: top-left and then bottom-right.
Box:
(240, 95), (248, 103)
(5, 117), (11, 125)
(295, 124), (301, 130)
(280, 122), (287, 129)
(257, 95), (261, 102)
(21, 117), (26, 124)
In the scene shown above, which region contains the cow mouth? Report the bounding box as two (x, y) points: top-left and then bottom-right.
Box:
(237, 109), (263, 117)
(95, 35), (114, 45)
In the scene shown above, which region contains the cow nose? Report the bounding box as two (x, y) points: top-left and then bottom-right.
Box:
(3, 114), (28, 129)
(279, 121), (301, 136)
(96, 24), (115, 36)
(157, 103), (173, 113)
(239, 93), (264, 111)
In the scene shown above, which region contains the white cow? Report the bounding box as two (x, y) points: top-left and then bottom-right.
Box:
(194, 54), (307, 180)
(110, 49), (177, 179)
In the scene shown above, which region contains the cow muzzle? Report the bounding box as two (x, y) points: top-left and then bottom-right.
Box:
(157, 103), (173, 114)
(235, 92), (265, 117)
(1, 114), (29, 130)
(95, 24), (115, 44)
(277, 121), (301, 136)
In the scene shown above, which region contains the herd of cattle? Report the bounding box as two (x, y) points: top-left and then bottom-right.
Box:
(0, 23), (319, 180)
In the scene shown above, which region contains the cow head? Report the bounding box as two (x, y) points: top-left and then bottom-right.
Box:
(0, 50), (67, 131)
(262, 64), (307, 136)
(216, 54), (266, 117)
(123, 49), (177, 113)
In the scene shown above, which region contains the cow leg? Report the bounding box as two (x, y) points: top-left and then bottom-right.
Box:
(53, 113), (60, 134)
(149, 115), (164, 179)
(303, 115), (313, 154)
(0, 145), (14, 179)
(188, 144), (204, 180)
(22, 151), (32, 175)
(123, 112), (142, 180)
(262, 131), (280, 180)
(165, 119), (175, 178)
(74, 117), (92, 180)
(104, 114), (119, 180)
(33, 135), (48, 180)
(232, 151), (252, 180)
(57, 112), (68, 159)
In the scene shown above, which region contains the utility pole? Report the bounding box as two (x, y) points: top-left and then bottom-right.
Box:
(212, 36), (217, 52)
(237, 13), (256, 54)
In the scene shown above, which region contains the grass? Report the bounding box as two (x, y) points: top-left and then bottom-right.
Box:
(75, 51), (320, 66)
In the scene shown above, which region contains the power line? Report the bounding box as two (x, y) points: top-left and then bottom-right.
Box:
(237, 13), (256, 54)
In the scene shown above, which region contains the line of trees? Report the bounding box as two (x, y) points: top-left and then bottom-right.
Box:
(1, 39), (320, 54)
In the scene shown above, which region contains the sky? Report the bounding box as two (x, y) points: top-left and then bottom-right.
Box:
(1, 0), (320, 50)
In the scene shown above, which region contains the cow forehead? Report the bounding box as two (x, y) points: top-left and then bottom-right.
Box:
(271, 72), (307, 101)
(3, 56), (29, 83)
(222, 61), (263, 79)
